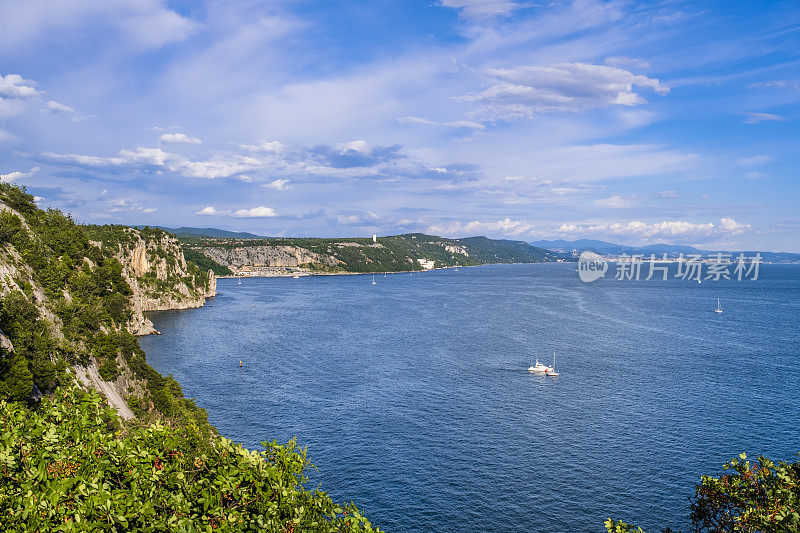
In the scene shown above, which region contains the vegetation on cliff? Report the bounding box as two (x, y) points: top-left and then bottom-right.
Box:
(0, 183), (377, 530)
(82, 224), (216, 302)
(0, 184), (206, 423)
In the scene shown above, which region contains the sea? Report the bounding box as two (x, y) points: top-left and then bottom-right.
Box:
(139, 263), (800, 532)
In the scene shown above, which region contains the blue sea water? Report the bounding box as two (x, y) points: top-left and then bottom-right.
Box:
(139, 263), (800, 532)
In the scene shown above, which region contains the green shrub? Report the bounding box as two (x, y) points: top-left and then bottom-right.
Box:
(0, 387), (379, 532)
(606, 453), (800, 532)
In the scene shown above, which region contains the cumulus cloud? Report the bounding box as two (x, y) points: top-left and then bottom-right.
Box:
(0, 166), (39, 183)
(263, 179), (292, 191)
(336, 212), (379, 226)
(742, 112), (786, 124)
(0, 73), (86, 122)
(196, 206), (218, 216)
(232, 206), (277, 218)
(428, 217), (534, 237)
(0, 74), (40, 99)
(458, 63), (669, 121)
(41, 146), (257, 179)
(159, 132), (202, 144)
(554, 217), (751, 241)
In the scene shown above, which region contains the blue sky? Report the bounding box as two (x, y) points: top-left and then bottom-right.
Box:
(1, 0), (799, 250)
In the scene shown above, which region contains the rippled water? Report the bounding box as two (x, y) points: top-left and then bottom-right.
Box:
(140, 263), (800, 532)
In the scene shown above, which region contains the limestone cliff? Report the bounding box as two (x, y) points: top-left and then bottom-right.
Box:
(197, 244), (340, 269)
(89, 227), (217, 335)
(1, 185), (217, 420)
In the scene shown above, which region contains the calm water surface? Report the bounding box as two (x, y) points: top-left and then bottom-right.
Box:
(140, 263), (800, 532)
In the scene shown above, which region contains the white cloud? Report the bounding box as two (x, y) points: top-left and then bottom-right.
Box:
(159, 132), (202, 144)
(0, 166), (39, 183)
(745, 171), (767, 180)
(458, 63), (669, 121)
(603, 56), (651, 70)
(736, 155), (772, 167)
(196, 206), (218, 216)
(428, 217), (534, 237)
(593, 195), (640, 208)
(397, 116), (485, 129)
(554, 217), (751, 241)
(742, 112), (786, 124)
(438, 0), (518, 17)
(0, 0), (196, 50)
(197, 205), (278, 218)
(337, 212), (379, 226)
(656, 190), (680, 199)
(42, 146), (257, 179)
(232, 206), (278, 218)
(0, 74), (39, 99)
(263, 179), (292, 191)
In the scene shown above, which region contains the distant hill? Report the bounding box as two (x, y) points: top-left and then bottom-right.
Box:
(139, 226), (265, 239)
(186, 233), (569, 274)
(531, 239), (800, 263)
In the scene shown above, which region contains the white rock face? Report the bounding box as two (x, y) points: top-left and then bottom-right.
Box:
(104, 229), (217, 335)
(198, 245), (340, 268)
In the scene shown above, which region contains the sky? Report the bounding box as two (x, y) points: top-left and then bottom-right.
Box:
(1, 0), (799, 251)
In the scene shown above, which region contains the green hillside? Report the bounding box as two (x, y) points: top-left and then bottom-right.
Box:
(183, 232), (566, 273)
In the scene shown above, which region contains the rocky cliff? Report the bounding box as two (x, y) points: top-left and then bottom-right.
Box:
(1, 184), (217, 420)
(88, 227), (217, 334)
(197, 244), (340, 268)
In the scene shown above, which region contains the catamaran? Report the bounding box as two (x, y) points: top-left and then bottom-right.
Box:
(714, 298), (723, 314)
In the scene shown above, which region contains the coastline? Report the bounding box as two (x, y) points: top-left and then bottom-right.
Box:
(214, 261), (570, 280)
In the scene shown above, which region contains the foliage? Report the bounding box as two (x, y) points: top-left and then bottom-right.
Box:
(606, 453), (800, 533)
(0, 387), (379, 532)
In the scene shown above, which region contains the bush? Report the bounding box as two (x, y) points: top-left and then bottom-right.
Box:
(0, 387), (379, 532)
(606, 453), (800, 532)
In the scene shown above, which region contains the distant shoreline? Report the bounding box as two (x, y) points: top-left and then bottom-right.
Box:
(214, 261), (569, 279)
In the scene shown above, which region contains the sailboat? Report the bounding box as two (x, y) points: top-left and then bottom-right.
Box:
(238, 278), (241, 285)
(714, 298), (723, 314)
(371, 275), (377, 285)
(546, 352), (559, 377)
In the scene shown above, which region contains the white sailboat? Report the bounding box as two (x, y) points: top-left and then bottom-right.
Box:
(547, 353), (560, 377)
(714, 298), (723, 314)
(371, 275), (377, 285)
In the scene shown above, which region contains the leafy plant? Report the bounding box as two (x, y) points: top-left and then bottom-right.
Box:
(606, 453), (800, 533)
(0, 387), (379, 532)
